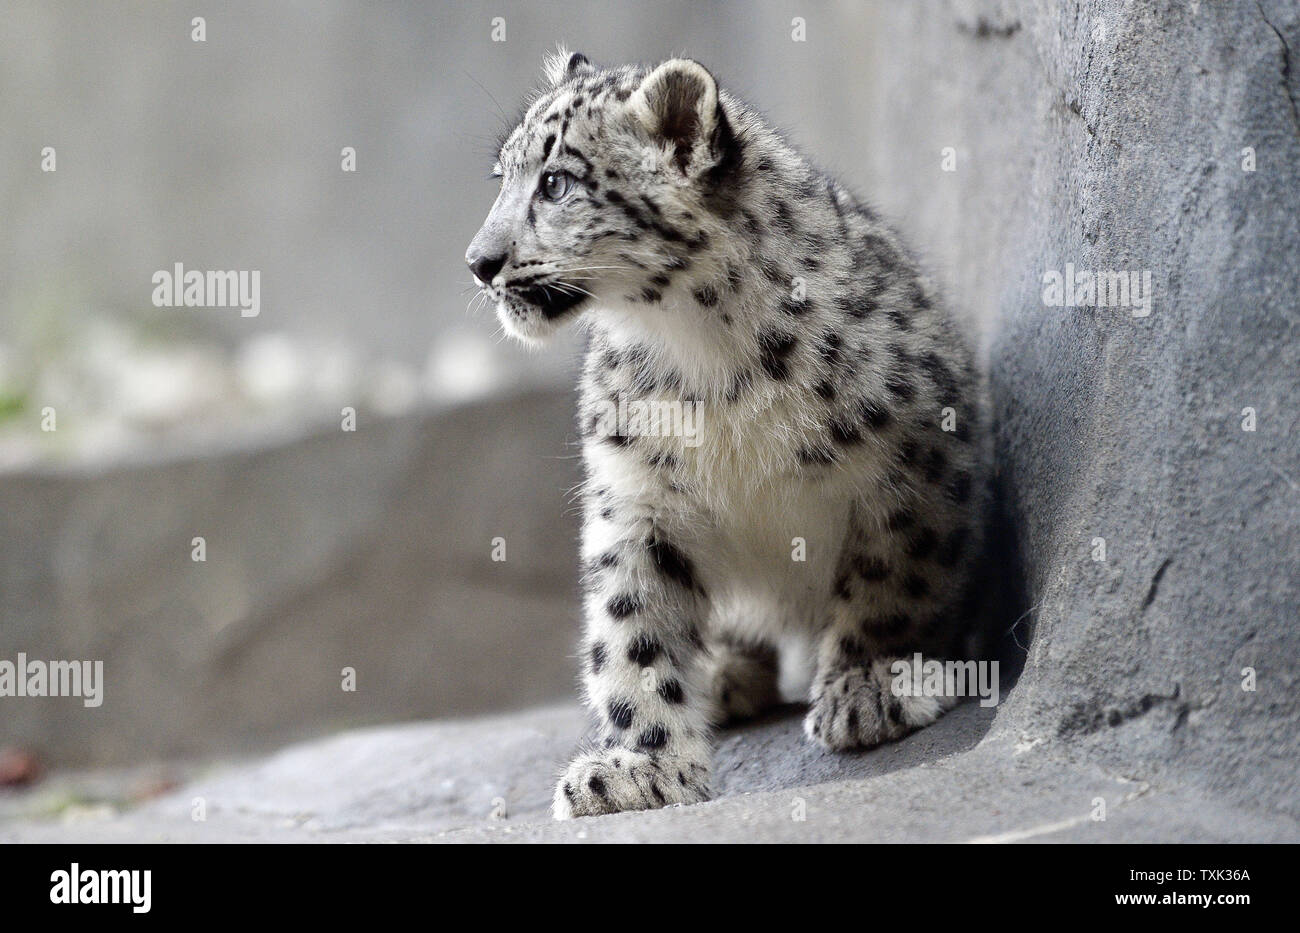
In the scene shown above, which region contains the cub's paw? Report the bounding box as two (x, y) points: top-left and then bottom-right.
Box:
(552, 748), (710, 819)
(803, 660), (957, 752)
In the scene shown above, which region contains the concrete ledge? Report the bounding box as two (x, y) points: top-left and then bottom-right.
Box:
(0, 389), (584, 765)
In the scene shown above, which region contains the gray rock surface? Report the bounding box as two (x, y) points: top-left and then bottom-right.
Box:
(862, 0), (1300, 820)
(4, 702), (1295, 842)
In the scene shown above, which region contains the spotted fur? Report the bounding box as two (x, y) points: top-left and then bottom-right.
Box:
(468, 50), (988, 819)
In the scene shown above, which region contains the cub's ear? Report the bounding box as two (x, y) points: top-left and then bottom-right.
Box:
(542, 46), (595, 86)
(629, 58), (729, 176)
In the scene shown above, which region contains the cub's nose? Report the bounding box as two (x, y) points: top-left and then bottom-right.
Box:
(468, 252), (507, 284)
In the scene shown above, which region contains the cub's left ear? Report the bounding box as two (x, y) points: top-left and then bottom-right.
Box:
(629, 58), (731, 176)
(542, 47), (596, 86)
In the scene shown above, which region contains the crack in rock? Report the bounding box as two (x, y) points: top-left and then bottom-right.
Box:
(1057, 684), (1184, 737)
(1141, 558), (1172, 611)
(1257, 0), (1300, 136)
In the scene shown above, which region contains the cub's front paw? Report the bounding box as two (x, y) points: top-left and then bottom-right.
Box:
(803, 661), (955, 751)
(552, 748), (710, 819)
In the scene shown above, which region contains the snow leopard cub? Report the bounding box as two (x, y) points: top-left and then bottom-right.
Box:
(467, 51), (987, 819)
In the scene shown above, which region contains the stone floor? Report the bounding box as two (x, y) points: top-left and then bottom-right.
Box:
(3, 701), (1294, 843)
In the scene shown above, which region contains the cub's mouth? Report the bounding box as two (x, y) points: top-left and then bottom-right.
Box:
(514, 282), (590, 319)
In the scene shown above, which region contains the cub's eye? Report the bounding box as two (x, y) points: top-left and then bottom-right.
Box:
(539, 170), (576, 202)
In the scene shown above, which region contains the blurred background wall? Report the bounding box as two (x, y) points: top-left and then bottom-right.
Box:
(0, 0), (883, 465)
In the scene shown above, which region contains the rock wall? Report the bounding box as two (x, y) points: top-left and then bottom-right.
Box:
(859, 0), (1299, 815)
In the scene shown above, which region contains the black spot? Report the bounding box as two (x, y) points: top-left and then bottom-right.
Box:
(725, 369), (753, 402)
(887, 692), (904, 725)
(842, 289), (879, 319)
(640, 287), (662, 303)
(880, 612), (913, 637)
(608, 698), (635, 729)
(902, 573), (930, 598)
(859, 399), (892, 430)
(590, 642), (607, 673)
(886, 374), (916, 401)
(948, 470), (972, 504)
(919, 351), (961, 405)
(856, 555), (891, 581)
(588, 775), (608, 798)
(839, 635), (868, 659)
(773, 199), (796, 234)
(886, 509), (916, 532)
(757, 329), (798, 381)
(657, 679), (685, 704)
(906, 527), (937, 560)
(814, 379), (836, 401)
(923, 448), (948, 484)
(647, 450), (680, 471)
(798, 444), (837, 466)
(938, 526), (969, 566)
(830, 417), (863, 446)
(607, 594), (642, 619)
(693, 285), (719, 307)
(637, 724), (669, 750)
(541, 133), (556, 160)
(780, 295), (810, 316)
(648, 534), (699, 592)
(628, 634), (663, 666)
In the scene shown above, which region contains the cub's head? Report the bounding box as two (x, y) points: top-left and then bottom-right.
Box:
(466, 51), (739, 343)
